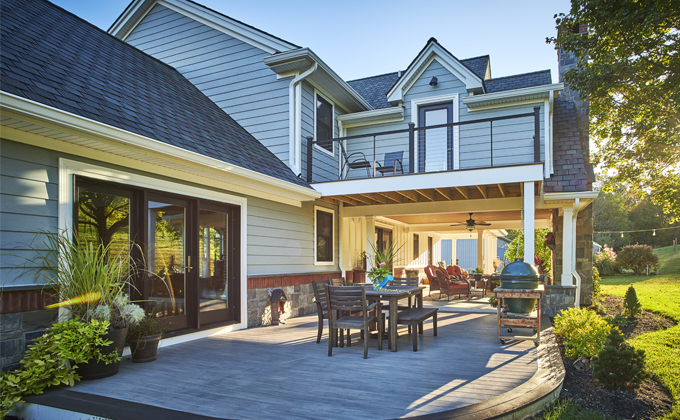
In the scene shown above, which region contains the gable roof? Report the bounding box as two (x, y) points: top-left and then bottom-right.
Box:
(460, 56), (490, 80)
(0, 0), (310, 189)
(485, 70), (553, 93)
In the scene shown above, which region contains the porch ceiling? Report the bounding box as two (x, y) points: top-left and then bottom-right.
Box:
(384, 209), (553, 232)
(318, 182), (523, 207)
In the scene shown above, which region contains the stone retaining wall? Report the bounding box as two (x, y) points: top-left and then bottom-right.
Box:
(542, 285), (578, 317)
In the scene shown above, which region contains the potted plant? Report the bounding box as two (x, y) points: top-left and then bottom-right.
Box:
(473, 267), (484, 281)
(359, 250), (367, 269)
(127, 312), (164, 363)
(366, 242), (403, 291)
(35, 231), (145, 379)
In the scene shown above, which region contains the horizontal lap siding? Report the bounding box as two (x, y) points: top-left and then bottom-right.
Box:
(344, 122), (410, 179)
(125, 4), (290, 164)
(300, 82), (341, 182)
(0, 139), (58, 287)
(247, 198), (338, 276)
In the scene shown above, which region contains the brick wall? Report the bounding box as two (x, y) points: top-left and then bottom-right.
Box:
(1, 289), (58, 371)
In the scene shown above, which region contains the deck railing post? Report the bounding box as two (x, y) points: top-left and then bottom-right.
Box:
(306, 136), (313, 183)
(533, 107), (541, 163)
(408, 123), (415, 173)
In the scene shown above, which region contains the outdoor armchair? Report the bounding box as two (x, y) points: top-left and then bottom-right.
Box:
(434, 267), (470, 301)
(375, 151), (404, 176)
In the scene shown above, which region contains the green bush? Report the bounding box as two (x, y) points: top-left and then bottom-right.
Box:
(623, 285), (643, 318)
(592, 266), (602, 302)
(0, 319), (118, 417)
(554, 307), (611, 358)
(594, 245), (620, 276)
(593, 327), (649, 390)
(617, 244), (660, 275)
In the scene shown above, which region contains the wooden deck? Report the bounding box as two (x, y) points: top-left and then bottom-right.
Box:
(65, 312), (538, 419)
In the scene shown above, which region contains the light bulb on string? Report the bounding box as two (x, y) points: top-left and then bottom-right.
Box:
(621, 232), (624, 238)
(653, 229), (656, 236)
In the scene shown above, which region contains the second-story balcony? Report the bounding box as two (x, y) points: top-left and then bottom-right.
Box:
(306, 107), (547, 200)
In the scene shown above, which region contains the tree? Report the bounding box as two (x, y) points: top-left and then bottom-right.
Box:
(504, 228), (552, 276)
(547, 0), (680, 221)
(593, 192), (631, 250)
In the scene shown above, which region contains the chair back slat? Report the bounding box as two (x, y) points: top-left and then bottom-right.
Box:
(326, 285), (367, 313)
(328, 277), (346, 286)
(390, 277), (419, 287)
(383, 151), (404, 167)
(312, 279), (328, 307)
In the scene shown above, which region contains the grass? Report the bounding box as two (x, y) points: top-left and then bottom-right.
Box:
(600, 245), (680, 419)
(536, 400), (619, 420)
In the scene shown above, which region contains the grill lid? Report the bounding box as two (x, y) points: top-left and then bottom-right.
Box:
(500, 259), (539, 280)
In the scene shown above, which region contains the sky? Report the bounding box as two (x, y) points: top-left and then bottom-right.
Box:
(51, 0), (572, 82)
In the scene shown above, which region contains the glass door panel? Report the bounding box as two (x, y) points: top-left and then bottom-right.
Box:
(77, 186), (131, 260)
(419, 103), (453, 173)
(146, 200), (187, 327)
(198, 208), (230, 325)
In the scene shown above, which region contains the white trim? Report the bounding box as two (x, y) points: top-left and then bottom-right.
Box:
(463, 83), (564, 109)
(288, 64), (317, 174)
(1, 92), (319, 206)
(410, 93), (460, 172)
(387, 42), (483, 103)
(337, 107), (405, 127)
(314, 163), (544, 198)
(314, 206), (336, 266)
(112, 0), (298, 54)
(313, 90), (336, 157)
(58, 158), (249, 331)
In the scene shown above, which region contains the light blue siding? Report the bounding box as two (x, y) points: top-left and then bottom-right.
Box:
(455, 239), (479, 272)
(300, 82), (342, 182)
(440, 239), (452, 266)
(124, 4), (291, 164)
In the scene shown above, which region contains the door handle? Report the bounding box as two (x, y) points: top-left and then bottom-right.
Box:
(186, 256), (193, 272)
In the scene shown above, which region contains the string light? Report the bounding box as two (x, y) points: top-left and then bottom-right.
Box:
(653, 229), (656, 236)
(621, 232), (624, 238)
(595, 226), (680, 235)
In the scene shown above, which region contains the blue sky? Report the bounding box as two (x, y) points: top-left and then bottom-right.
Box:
(51, 0), (572, 82)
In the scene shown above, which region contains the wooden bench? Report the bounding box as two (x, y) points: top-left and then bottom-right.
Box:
(395, 307), (438, 351)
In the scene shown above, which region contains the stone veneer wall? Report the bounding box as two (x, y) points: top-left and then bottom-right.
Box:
(246, 272), (341, 327)
(542, 285), (578, 317)
(1, 289), (58, 371)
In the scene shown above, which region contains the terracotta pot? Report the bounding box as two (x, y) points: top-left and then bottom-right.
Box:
(128, 333), (162, 363)
(76, 327), (127, 380)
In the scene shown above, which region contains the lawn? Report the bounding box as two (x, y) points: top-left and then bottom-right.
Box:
(600, 245), (680, 419)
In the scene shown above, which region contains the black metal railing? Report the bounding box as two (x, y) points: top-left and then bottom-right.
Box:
(306, 107), (541, 183)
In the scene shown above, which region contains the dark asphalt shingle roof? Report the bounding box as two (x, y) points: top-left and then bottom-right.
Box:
(485, 70), (553, 93)
(347, 56), (489, 110)
(0, 0), (310, 189)
(544, 99), (590, 192)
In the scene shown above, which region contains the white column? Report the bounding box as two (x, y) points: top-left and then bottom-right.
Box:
(451, 239), (457, 266)
(365, 216), (376, 283)
(477, 230), (484, 272)
(523, 181), (535, 264)
(561, 206), (574, 286)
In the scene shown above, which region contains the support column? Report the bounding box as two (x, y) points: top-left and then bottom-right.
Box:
(365, 216), (376, 283)
(477, 230), (484, 271)
(561, 206), (574, 286)
(523, 182), (535, 264)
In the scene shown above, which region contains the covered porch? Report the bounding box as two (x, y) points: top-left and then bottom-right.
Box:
(21, 312), (561, 419)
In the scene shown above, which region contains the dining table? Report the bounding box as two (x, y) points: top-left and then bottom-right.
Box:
(365, 285), (425, 352)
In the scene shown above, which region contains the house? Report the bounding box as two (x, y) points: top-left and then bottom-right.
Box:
(0, 0), (597, 370)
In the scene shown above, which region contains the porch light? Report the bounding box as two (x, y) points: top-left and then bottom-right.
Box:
(429, 76), (438, 86)
(466, 225), (475, 232)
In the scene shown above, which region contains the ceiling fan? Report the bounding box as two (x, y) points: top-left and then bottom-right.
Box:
(450, 213), (491, 232)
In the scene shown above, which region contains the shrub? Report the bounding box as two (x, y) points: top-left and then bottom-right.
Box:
(616, 244), (659, 275)
(0, 319), (118, 417)
(594, 245), (620, 276)
(623, 285), (643, 318)
(593, 327), (649, 390)
(553, 307), (611, 358)
(592, 266), (602, 302)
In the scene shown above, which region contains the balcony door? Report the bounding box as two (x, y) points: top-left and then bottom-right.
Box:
(418, 103), (453, 173)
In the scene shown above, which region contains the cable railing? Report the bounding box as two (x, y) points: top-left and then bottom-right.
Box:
(306, 107), (541, 183)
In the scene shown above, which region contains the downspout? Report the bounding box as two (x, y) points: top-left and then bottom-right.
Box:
(571, 198), (581, 307)
(288, 63), (318, 173)
(338, 202), (347, 279)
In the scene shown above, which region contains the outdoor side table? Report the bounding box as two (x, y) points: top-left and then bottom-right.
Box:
(493, 285), (543, 346)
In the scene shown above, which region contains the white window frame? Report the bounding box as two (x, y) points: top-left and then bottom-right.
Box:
(314, 205), (335, 265)
(313, 90), (336, 157)
(411, 93), (460, 172)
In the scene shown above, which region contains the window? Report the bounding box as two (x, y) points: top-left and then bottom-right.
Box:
(315, 207), (334, 263)
(315, 94), (333, 154)
(413, 234), (419, 260)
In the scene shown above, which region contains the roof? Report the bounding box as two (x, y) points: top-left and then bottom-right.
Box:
(544, 99), (590, 192)
(484, 70), (553, 93)
(460, 56), (489, 80)
(347, 72), (402, 110)
(0, 0), (310, 189)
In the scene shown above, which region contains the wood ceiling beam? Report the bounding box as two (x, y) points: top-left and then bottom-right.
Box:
(317, 197), (340, 206)
(476, 185), (488, 199)
(415, 189), (435, 201)
(359, 193), (387, 204)
(498, 184), (507, 198)
(347, 194), (373, 205)
(455, 186), (469, 199)
(395, 190), (419, 202)
(434, 188), (452, 201)
(331, 195), (358, 206)
(376, 191), (403, 203)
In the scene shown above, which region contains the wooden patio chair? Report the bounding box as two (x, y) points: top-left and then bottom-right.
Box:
(434, 267), (470, 301)
(375, 151), (404, 176)
(424, 265), (441, 296)
(389, 277), (420, 333)
(326, 285), (383, 359)
(328, 277), (346, 286)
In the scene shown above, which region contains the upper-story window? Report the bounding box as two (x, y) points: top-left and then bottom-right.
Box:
(315, 94), (334, 154)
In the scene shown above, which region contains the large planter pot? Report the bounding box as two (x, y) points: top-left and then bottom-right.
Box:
(76, 327), (127, 380)
(129, 333), (162, 363)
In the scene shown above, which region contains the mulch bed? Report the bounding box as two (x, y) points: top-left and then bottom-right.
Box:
(553, 295), (676, 419)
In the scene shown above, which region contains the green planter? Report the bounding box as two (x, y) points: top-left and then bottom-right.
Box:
(500, 260), (540, 314)
(129, 333), (162, 363)
(75, 327), (127, 380)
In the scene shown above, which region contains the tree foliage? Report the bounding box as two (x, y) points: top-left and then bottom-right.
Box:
(617, 244), (660, 274)
(547, 0), (680, 221)
(504, 228), (552, 276)
(593, 327), (649, 390)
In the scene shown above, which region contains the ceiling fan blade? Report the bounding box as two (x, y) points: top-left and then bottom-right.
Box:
(450, 222), (467, 226)
(476, 222), (492, 226)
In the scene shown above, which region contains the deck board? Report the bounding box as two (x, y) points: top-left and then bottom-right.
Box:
(68, 312), (537, 419)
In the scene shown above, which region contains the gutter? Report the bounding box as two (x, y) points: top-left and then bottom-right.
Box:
(571, 198), (582, 307)
(463, 83), (564, 109)
(288, 63), (318, 173)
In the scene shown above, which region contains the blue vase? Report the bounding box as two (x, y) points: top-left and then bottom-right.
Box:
(373, 275), (392, 289)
